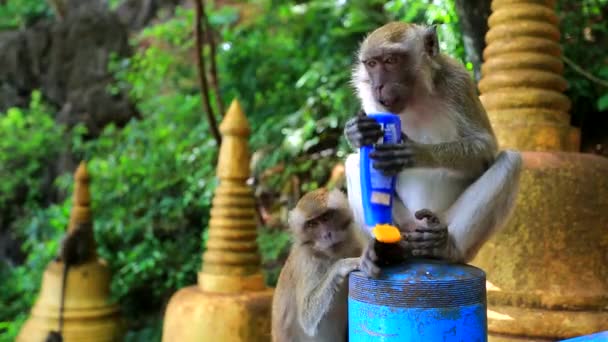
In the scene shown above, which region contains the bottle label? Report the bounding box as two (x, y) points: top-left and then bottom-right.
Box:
(369, 122), (398, 204)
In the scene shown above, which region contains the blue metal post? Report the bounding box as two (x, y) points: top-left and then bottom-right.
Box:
(560, 331), (608, 341)
(348, 259), (488, 342)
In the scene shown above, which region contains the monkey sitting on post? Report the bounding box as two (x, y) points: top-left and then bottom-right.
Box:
(344, 22), (522, 272)
(45, 222), (96, 342)
(271, 188), (379, 342)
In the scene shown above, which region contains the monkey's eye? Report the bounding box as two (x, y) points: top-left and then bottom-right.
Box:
(305, 221), (317, 230)
(365, 60), (377, 68)
(385, 56), (398, 64)
(318, 211), (334, 223)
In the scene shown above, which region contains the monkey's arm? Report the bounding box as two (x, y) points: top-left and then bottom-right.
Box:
(409, 151), (522, 262)
(413, 134), (496, 172)
(296, 257), (359, 337)
(371, 134), (496, 175)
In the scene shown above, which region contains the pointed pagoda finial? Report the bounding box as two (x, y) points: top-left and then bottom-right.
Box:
(219, 99), (251, 136)
(68, 162), (92, 233)
(216, 99), (252, 181)
(199, 98), (265, 293)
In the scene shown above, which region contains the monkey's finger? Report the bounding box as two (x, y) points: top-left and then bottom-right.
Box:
(413, 226), (447, 234)
(406, 231), (447, 242)
(345, 125), (382, 143)
(369, 150), (414, 161)
(415, 209), (440, 224)
(360, 259), (381, 279)
(345, 117), (382, 133)
(411, 249), (434, 257)
(379, 167), (404, 176)
(354, 118), (382, 130)
(372, 144), (415, 153)
(372, 160), (413, 172)
(409, 239), (446, 249)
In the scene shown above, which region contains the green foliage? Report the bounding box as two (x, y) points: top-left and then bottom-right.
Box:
(0, 91), (69, 340)
(257, 227), (291, 286)
(0, 0), (50, 29)
(0, 91), (63, 211)
(86, 12), (220, 327)
(558, 0), (608, 118)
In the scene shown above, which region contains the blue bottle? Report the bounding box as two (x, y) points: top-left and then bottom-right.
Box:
(359, 113), (402, 232)
(348, 259), (488, 342)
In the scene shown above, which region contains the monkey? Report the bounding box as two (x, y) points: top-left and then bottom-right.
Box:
(271, 188), (379, 342)
(45, 222), (96, 342)
(344, 22), (522, 273)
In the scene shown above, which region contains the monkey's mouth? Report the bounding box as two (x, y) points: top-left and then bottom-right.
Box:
(376, 90), (406, 113)
(315, 239), (344, 252)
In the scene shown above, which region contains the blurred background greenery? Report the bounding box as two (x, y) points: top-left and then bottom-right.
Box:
(0, 0), (606, 341)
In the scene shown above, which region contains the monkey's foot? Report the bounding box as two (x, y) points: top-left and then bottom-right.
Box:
(404, 209), (448, 258)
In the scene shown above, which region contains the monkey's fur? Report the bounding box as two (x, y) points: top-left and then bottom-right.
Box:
(45, 222), (96, 342)
(271, 188), (375, 342)
(345, 22), (522, 268)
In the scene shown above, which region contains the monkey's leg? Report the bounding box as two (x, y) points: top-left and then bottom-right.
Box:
(444, 150), (522, 262)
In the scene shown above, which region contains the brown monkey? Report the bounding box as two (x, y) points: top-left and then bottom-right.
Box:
(344, 22), (522, 270)
(271, 188), (378, 342)
(45, 222), (95, 342)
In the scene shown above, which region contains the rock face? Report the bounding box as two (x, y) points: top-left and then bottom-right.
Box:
(0, 4), (137, 137)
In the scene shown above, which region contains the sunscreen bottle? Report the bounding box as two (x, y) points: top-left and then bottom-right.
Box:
(360, 113), (402, 243)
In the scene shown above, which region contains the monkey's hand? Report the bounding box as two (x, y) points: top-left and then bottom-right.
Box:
(369, 139), (416, 175)
(337, 257), (362, 277)
(359, 240), (381, 278)
(402, 209), (448, 258)
(344, 111), (383, 149)
(360, 239), (407, 278)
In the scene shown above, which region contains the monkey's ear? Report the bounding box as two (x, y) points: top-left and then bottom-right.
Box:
(423, 25), (439, 57)
(326, 189), (349, 212)
(288, 208), (306, 232)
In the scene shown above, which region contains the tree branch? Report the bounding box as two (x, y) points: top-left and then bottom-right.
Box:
(193, 0), (221, 145)
(201, 1), (225, 116)
(562, 55), (608, 88)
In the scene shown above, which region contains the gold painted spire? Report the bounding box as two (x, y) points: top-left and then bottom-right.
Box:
(67, 162), (92, 233)
(199, 99), (265, 293)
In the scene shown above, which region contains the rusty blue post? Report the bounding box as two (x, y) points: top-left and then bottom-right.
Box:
(348, 259), (487, 341)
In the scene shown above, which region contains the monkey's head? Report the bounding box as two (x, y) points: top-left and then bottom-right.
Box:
(353, 22), (439, 114)
(288, 188), (353, 256)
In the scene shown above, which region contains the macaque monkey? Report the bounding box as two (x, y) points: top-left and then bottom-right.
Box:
(271, 188), (378, 342)
(45, 222), (96, 342)
(344, 22), (522, 271)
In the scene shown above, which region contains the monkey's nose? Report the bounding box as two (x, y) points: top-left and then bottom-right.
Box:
(379, 96), (395, 107)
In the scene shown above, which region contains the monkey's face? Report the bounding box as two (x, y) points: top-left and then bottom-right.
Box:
(354, 23), (440, 115)
(362, 52), (414, 113)
(298, 209), (352, 256)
